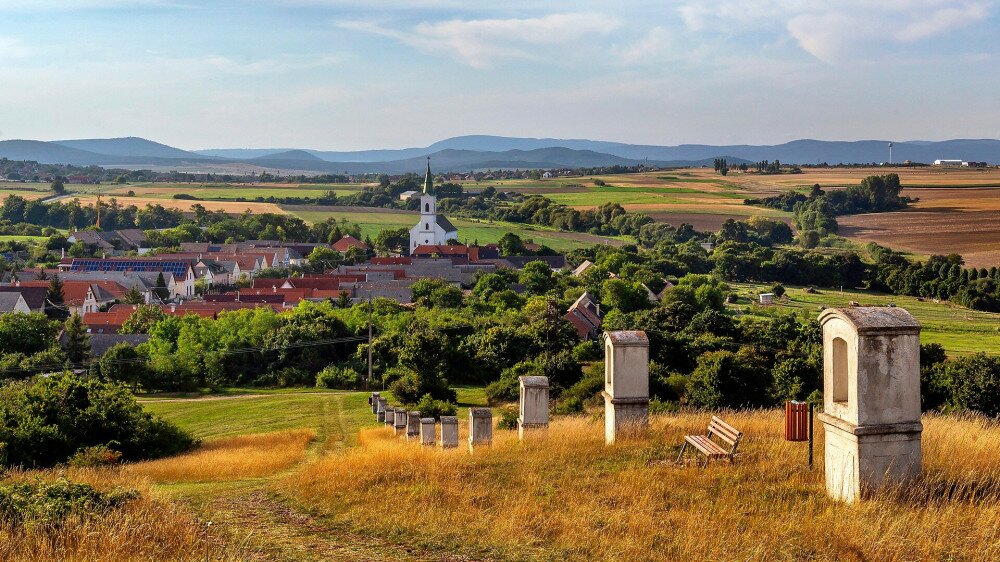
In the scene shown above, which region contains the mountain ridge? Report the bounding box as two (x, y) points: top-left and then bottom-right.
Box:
(2, 135), (999, 174)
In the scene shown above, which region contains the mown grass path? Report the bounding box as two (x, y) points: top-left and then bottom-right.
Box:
(143, 390), (489, 561)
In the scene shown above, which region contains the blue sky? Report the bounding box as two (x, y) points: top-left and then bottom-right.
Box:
(1, 0), (998, 150)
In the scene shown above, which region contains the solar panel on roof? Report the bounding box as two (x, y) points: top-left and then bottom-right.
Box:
(69, 259), (188, 278)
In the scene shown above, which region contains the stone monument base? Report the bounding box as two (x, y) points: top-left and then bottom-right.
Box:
(821, 414), (922, 503)
(518, 420), (547, 441)
(603, 392), (649, 444)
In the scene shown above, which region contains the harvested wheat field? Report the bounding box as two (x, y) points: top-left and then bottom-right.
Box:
(69, 194), (289, 215)
(282, 410), (1000, 562)
(840, 187), (1000, 267)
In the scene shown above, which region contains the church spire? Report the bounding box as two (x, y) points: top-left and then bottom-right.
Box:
(422, 157), (435, 195)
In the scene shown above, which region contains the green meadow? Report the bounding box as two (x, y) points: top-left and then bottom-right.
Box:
(731, 283), (1000, 355)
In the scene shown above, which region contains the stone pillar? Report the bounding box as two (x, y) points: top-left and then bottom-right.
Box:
(469, 408), (493, 452)
(818, 307), (923, 503)
(518, 376), (549, 441)
(439, 416), (459, 449)
(370, 392), (381, 414)
(420, 418), (436, 446)
(380, 404), (392, 425)
(602, 331), (650, 444)
(393, 409), (408, 436)
(406, 411), (421, 441)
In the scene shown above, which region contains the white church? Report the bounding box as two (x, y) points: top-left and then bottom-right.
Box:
(409, 159), (458, 253)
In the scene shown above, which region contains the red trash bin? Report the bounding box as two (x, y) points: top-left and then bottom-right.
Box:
(785, 401), (809, 442)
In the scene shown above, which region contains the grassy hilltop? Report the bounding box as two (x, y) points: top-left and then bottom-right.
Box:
(6, 390), (1000, 561)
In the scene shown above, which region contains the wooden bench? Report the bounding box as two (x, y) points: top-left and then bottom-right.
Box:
(676, 416), (743, 467)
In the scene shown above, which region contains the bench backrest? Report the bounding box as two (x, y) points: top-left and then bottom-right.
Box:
(707, 416), (743, 451)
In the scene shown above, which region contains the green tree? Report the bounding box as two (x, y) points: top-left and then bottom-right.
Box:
(99, 342), (146, 390)
(120, 305), (167, 334)
(308, 246), (343, 271)
(0, 312), (58, 357)
(120, 286), (145, 305)
(154, 272), (169, 301)
(62, 313), (91, 364)
(46, 274), (68, 320)
(498, 232), (526, 256)
(50, 178), (66, 195)
(518, 261), (554, 294)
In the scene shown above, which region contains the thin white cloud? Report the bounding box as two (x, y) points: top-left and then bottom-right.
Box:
(614, 26), (673, 65)
(341, 12), (620, 68)
(0, 37), (31, 59)
(199, 54), (345, 75)
(677, 0), (994, 63)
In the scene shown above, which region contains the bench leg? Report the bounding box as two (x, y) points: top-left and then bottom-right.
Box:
(676, 441), (687, 464)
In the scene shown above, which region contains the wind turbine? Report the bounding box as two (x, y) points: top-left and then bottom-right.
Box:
(888, 142), (894, 165)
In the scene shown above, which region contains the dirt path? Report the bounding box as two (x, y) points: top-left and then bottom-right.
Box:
(161, 393), (490, 561)
(201, 489), (479, 562)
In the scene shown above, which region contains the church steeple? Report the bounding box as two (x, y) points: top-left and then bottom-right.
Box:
(422, 157), (435, 195)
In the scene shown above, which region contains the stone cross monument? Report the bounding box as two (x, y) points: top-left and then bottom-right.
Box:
(602, 331), (650, 444)
(818, 307), (922, 502)
(518, 376), (550, 441)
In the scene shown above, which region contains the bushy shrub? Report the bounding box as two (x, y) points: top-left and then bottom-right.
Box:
(0, 373), (196, 468)
(0, 479), (139, 527)
(496, 406), (518, 430)
(571, 340), (602, 362)
(485, 361), (541, 404)
(414, 394), (457, 420)
(388, 367), (456, 404)
(68, 444), (122, 467)
(316, 365), (362, 389)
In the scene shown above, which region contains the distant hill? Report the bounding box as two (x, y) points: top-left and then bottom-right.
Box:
(5, 135), (1000, 173)
(52, 137), (201, 159)
(0, 140), (107, 165)
(253, 149), (324, 162)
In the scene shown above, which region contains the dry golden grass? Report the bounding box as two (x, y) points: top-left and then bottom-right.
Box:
(0, 468), (250, 561)
(68, 194), (288, 215)
(128, 429), (315, 483)
(282, 410), (1000, 561)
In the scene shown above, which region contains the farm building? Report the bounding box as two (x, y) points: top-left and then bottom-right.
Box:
(933, 159), (964, 166)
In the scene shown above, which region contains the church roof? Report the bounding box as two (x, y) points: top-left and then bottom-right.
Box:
(436, 214), (456, 233)
(423, 158), (435, 195)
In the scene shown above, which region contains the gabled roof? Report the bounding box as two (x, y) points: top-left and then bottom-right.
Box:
(0, 286), (47, 311)
(436, 214), (456, 233)
(571, 260), (594, 277)
(0, 293), (27, 313)
(332, 235), (369, 252)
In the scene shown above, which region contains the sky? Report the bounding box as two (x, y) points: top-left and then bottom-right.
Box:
(0, 0), (998, 150)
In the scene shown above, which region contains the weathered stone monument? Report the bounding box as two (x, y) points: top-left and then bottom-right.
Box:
(420, 417), (435, 446)
(370, 392), (381, 414)
(439, 416), (459, 449)
(818, 307), (923, 503)
(381, 404), (393, 425)
(406, 411), (421, 441)
(469, 408), (493, 451)
(602, 330), (650, 444)
(393, 408), (408, 436)
(377, 400), (388, 423)
(518, 376), (550, 440)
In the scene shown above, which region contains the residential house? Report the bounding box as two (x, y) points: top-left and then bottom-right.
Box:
(563, 292), (603, 340)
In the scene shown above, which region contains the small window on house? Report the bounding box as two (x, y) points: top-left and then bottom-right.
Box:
(833, 337), (848, 403)
(425, 223), (429, 230)
(425, 203), (429, 212)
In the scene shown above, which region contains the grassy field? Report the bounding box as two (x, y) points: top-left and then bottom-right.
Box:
(731, 283), (1000, 355)
(7, 384), (1000, 560)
